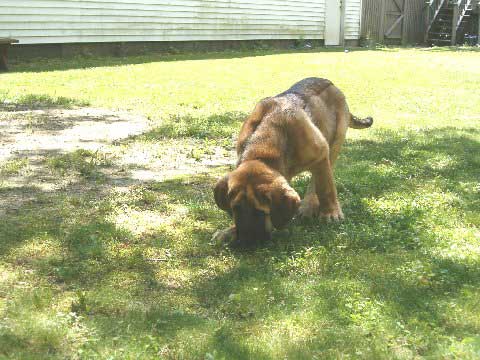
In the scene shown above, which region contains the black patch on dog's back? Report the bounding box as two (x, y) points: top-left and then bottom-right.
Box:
(276, 77), (333, 100)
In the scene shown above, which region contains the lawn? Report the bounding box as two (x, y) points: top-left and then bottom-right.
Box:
(0, 47), (479, 359)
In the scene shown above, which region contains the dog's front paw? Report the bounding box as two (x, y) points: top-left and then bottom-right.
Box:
(298, 198), (320, 218)
(319, 202), (344, 222)
(211, 227), (237, 246)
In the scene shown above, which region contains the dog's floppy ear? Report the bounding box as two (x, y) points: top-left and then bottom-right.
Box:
(237, 98), (276, 156)
(214, 175), (231, 213)
(270, 180), (300, 229)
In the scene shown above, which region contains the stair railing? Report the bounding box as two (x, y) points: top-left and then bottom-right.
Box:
(425, 0), (448, 40)
(451, 0), (472, 44)
(456, 0), (472, 28)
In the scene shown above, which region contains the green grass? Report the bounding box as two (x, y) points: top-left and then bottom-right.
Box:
(47, 149), (113, 180)
(0, 158), (29, 177)
(1, 47), (479, 359)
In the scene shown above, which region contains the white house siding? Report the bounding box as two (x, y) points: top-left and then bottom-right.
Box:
(0, 0), (327, 44)
(344, 0), (362, 40)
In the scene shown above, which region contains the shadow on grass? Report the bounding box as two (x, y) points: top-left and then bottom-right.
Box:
(340, 127), (479, 214)
(0, 125), (479, 358)
(0, 93), (89, 110)
(8, 46), (387, 74)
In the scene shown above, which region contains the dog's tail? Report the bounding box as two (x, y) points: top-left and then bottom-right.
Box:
(349, 114), (373, 129)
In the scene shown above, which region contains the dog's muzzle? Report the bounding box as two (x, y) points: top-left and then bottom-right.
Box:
(234, 206), (271, 247)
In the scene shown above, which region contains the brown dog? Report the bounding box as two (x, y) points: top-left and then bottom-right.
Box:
(213, 77), (372, 247)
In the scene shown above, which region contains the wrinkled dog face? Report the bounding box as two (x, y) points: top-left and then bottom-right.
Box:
(228, 184), (273, 247)
(214, 161), (300, 247)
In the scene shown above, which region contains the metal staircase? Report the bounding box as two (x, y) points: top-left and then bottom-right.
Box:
(425, 0), (475, 45)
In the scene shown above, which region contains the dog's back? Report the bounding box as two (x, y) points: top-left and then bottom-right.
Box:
(237, 78), (372, 169)
(276, 77), (333, 100)
(275, 77), (346, 147)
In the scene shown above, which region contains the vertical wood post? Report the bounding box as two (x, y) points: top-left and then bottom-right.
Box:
(401, 0), (408, 45)
(340, 0), (346, 46)
(425, 1), (431, 42)
(452, 1), (459, 45)
(379, 0), (387, 42)
(478, 2), (480, 44)
(0, 45), (8, 71)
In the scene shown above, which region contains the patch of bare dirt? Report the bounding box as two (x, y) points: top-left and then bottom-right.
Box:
(0, 106), (234, 216)
(0, 108), (149, 163)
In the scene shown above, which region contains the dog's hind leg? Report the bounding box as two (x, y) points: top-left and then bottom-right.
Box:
(329, 104), (349, 167)
(329, 132), (345, 167)
(292, 105), (343, 221)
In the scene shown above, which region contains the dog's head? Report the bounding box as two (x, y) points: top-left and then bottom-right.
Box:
(214, 160), (300, 247)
